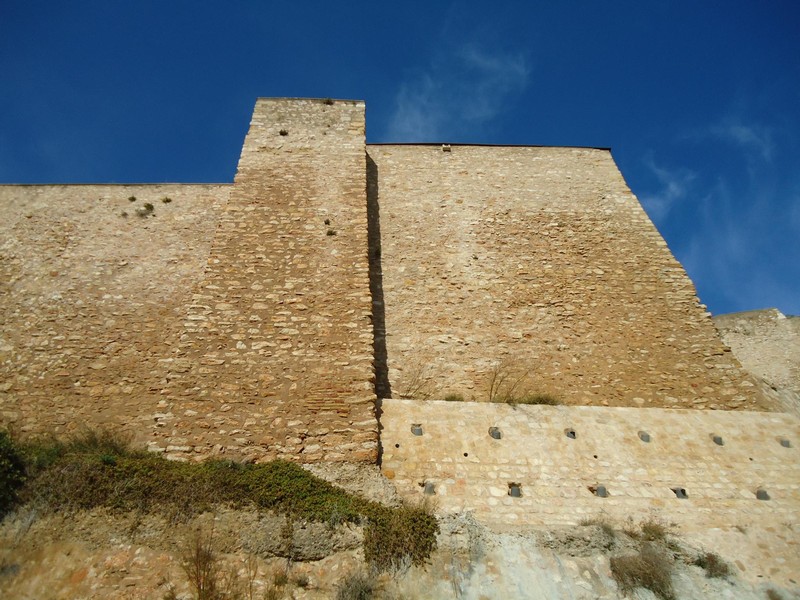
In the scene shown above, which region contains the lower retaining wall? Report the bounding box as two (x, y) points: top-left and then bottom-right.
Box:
(379, 399), (800, 531)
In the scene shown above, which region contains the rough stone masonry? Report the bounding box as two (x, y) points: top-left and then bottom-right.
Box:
(0, 98), (781, 465)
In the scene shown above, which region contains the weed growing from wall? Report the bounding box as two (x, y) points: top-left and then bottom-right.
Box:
(396, 361), (439, 400)
(442, 393), (465, 402)
(486, 361), (560, 405)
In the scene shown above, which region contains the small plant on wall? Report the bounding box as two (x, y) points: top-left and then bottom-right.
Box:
(135, 203), (155, 218)
(396, 361), (439, 401)
(442, 393), (464, 402)
(486, 360), (560, 406)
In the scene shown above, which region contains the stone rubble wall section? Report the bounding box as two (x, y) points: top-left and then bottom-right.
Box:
(368, 145), (769, 410)
(162, 99), (378, 463)
(381, 399), (800, 531)
(715, 309), (800, 415)
(0, 184), (228, 437)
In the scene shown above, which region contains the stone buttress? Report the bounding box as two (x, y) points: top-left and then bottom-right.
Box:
(162, 99), (377, 462)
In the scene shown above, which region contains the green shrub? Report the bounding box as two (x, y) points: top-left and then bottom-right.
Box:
(14, 435), (439, 571)
(0, 431), (26, 518)
(363, 503), (438, 571)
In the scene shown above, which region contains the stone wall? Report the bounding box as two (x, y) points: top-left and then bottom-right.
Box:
(162, 99), (378, 462)
(0, 99), (378, 463)
(368, 144), (770, 411)
(0, 99), (778, 467)
(380, 399), (800, 533)
(715, 309), (800, 415)
(0, 184), (228, 436)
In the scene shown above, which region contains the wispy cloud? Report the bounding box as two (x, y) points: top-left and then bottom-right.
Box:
(650, 98), (800, 314)
(639, 155), (695, 223)
(709, 119), (775, 162)
(385, 45), (530, 141)
(676, 176), (800, 315)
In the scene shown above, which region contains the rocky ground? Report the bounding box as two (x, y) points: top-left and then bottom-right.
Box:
(2, 505), (798, 599)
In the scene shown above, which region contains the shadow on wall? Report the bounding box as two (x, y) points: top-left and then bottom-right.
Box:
(367, 153), (391, 401)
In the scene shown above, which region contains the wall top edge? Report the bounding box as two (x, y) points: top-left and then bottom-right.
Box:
(0, 182), (232, 188)
(380, 398), (794, 420)
(367, 142), (612, 151)
(255, 97), (365, 105)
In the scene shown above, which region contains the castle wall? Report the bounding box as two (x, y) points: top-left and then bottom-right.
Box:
(380, 399), (800, 533)
(368, 145), (769, 410)
(0, 184), (228, 436)
(1, 100), (780, 469)
(161, 99), (378, 462)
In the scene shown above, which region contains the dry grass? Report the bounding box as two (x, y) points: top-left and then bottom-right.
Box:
(335, 571), (377, 600)
(694, 551), (731, 578)
(511, 393), (560, 406)
(623, 518), (671, 542)
(180, 530), (225, 600)
(579, 517), (617, 540)
(640, 519), (670, 542)
(610, 542), (675, 600)
(486, 361), (560, 405)
(396, 361), (439, 400)
(442, 393), (465, 402)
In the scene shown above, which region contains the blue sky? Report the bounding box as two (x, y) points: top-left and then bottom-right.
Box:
(1, 1), (798, 316)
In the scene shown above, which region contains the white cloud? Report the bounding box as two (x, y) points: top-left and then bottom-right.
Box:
(638, 156), (695, 222)
(709, 120), (775, 162)
(385, 45), (530, 141)
(676, 177), (800, 315)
